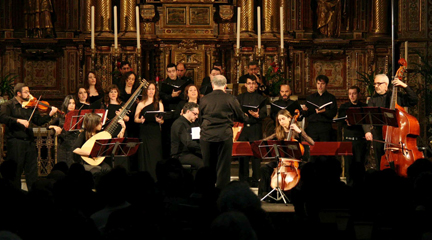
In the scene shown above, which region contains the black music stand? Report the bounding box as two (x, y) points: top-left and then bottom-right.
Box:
(346, 107), (399, 169)
(345, 107), (399, 128)
(258, 140), (303, 205)
(89, 138), (141, 168)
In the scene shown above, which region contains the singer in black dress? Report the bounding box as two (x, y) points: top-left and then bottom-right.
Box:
(134, 82), (164, 180)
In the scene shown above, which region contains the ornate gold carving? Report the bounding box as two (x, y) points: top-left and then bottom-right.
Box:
(141, 4), (156, 21)
(239, 0), (254, 33)
(317, 0), (341, 38)
(23, 60), (57, 87)
(82, 0), (94, 33)
(120, 0), (136, 32)
(219, 5), (234, 21)
(96, 0), (112, 32)
(371, 0), (388, 35)
(263, 0), (277, 34)
(178, 40), (198, 50)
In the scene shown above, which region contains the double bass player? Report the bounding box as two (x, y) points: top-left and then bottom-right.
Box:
(363, 74), (418, 170)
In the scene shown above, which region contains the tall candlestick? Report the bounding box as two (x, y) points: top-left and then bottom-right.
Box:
(136, 6), (140, 49)
(257, 7), (261, 50)
(114, 6), (118, 49)
(280, 7), (284, 49)
(91, 6), (95, 49)
(237, 7), (241, 50)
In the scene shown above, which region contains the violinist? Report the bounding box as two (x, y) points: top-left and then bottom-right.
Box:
(48, 95), (80, 167)
(0, 83), (58, 191)
(258, 109), (314, 201)
(363, 74), (418, 170)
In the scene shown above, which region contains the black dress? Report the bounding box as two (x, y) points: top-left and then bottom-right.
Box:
(51, 116), (80, 167)
(138, 102), (163, 181)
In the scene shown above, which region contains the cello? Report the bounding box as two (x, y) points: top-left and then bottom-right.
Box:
(270, 109), (303, 191)
(380, 58), (424, 176)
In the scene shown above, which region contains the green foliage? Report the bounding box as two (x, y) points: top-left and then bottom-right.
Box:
(0, 73), (17, 99)
(264, 63), (290, 97)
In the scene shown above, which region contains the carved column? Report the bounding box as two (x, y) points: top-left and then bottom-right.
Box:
(370, 0), (389, 36)
(95, 0), (112, 32)
(82, 0), (94, 33)
(120, 0), (136, 33)
(263, 0), (277, 35)
(238, 0), (254, 34)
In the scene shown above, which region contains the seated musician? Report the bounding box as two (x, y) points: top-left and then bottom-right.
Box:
(258, 109), (315, 200)
(72, 112), (126, 174)
(170, 102), (204, 172)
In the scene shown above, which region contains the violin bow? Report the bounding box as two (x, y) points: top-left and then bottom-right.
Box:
(28, 95), (42, 123)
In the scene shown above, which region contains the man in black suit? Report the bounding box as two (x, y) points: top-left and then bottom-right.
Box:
(160, 63), (189, 159)
(177, 62), (193, 84)
(236, 75), (267, 187)
(199, 75), (248, 189)
(171, 102), (203, 171)
(270, 83), (302, 121)
(338, 86), (367, 186)
(199, 68), (221, 96)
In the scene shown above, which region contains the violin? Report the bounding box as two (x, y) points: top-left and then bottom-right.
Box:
(270, 109), (303, 191)
(22, 94), (64, 115)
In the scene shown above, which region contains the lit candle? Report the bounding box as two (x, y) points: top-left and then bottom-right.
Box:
(114, 6), (118, 49)
(237, 7), (241, 50)
(91, 6), (95, 49)
(257, 7), (261, 50)
(280, 7), (284, 49)
(136, 6), (140, 49)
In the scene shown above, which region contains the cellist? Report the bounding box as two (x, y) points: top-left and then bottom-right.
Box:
(363, 74), (418, 170)
(258, 109), (315, 201)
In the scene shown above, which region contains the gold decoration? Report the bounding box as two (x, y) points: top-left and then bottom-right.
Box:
(120, 0), (135, 32)
(317, 0), (341, 38)
(141, 4), (156, 21)
(263, 0), (277, 34)
(219, 5), (234, 21)
(371, 0), (389, 35)
(82, 0), (94, 33)
(96, 0), (112, 32)
(239, 0), (254, 33)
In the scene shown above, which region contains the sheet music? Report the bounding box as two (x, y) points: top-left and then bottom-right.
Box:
(306, 101), (333, 110)
(191, 127), (201, 140)
(333, 115), (347, 122)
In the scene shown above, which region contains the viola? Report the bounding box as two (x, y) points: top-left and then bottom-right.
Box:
(270, 109), (303, 191)
(22, 95), (65, 115)
(380, 58), (424, 176)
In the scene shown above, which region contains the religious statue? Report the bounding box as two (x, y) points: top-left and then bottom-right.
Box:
(24, 0), (54, 38)
(317, 0), (341, 38)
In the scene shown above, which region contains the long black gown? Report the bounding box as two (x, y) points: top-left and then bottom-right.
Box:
(138, 102), (163, 181)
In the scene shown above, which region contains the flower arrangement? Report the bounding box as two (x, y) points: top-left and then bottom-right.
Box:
(265, 61), (290, 97)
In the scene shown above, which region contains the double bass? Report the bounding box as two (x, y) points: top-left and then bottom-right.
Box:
(80, 78), (149, 166)
(380, 58), (424, 176)
(270, 109), (303, 191)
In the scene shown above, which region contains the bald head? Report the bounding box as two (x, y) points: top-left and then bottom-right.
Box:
(279, 84), (291, 100)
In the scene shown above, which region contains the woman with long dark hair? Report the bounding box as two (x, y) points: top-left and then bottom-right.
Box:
(134, 82), (164, 180)
(49, 95), (80, 167)
(258, 109), (314, 200)
(84, 71), (104, 109)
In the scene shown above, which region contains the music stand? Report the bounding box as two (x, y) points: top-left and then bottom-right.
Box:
(63, 109), (107, 131)
(345, 107), (398, 128)
(258, 140), (303, 205)
(89, 138), (141, 168)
